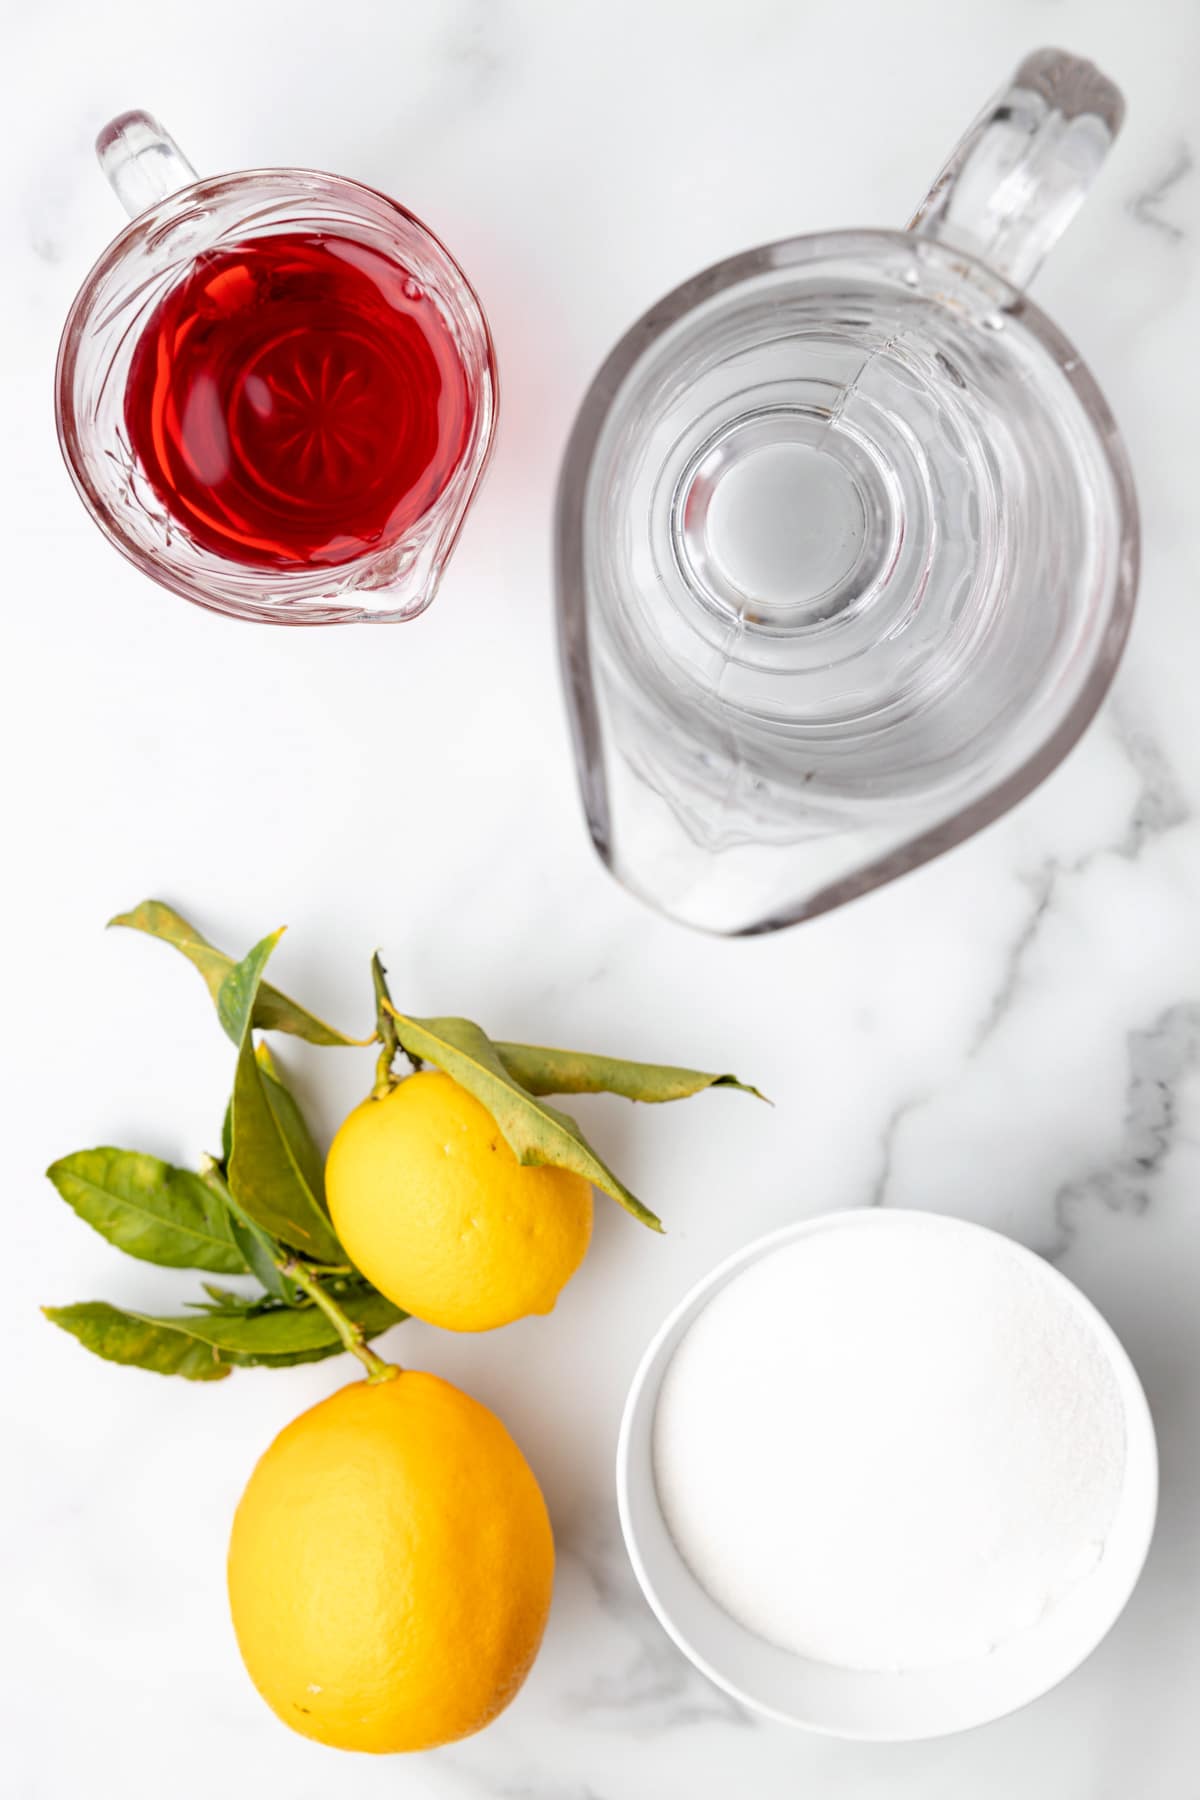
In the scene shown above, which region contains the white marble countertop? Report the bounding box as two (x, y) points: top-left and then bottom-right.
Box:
(7, 0), (1200, 1793)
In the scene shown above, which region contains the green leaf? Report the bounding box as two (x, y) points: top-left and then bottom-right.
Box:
(225, 936), (343, 1262)
(256, 1042), (326, 1204)
(43, 1287), (405, 1378)
(217, 927), (285, 1043)
(217, 1044), (325, 1302)
(46, 1149), (247, 1273)
(197, 1154), (299, 1306)
(495, 1043), (766, 1104)
(229, 1051), (342, 1257)
(234, 1283), (406, 1366)
(227, 1213), (296, 1302)
(43, 1302), (232, 1380)
(384, 1008), (664, 1232)
(196, 1283), (258, 1311)
(109, 901), (367, 1047)
(151, 1289), (402, 1359)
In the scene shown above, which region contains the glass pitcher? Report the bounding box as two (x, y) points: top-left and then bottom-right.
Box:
(556, 49), (1139, 935)
(56, 112), (497, 625)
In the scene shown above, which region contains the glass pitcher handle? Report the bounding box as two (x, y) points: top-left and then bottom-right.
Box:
(95, 110), (198, 220)
(908, 48), (1124, 289)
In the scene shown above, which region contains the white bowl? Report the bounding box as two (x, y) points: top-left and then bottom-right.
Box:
(616, 1209), (1158, 1741)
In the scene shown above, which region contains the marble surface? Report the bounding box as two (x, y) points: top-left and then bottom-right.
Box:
(6, 0), (1200, 1793)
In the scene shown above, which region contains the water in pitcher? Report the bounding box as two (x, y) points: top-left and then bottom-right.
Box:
(564, 236), (1130, 931)
(613, 246), (1118, 803)
(557, 51), (1137, 934)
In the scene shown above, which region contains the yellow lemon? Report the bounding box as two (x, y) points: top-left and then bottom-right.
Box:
(228, 1370), (554, 1753)
(325, 1070), (593, 1331)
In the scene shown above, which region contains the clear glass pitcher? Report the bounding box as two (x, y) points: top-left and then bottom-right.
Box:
(556, 50), (1139, 934)
(56, 112), (497, 625)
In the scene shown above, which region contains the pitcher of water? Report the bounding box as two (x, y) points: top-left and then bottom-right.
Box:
(556, 50), (1138, 934)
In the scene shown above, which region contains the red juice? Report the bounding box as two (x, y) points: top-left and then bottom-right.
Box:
(124, 232), (473, 569)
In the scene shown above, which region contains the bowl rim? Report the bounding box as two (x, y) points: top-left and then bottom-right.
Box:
(615, 1207), (1159, 1740)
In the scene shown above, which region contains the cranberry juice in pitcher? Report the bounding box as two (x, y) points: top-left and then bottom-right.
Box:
(124, 232), (474, 569)
(57, 113), (496, 621)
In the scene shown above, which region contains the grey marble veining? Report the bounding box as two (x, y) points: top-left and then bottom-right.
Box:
(1127, 142), (1194, 241)
(962, 702), (1190, 1064)
(1051, 1001), (1200, 1257)
(1108, 705), (1192, 855)
(559, 1521), (753, 1732)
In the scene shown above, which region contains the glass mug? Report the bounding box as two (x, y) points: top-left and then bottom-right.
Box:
(56, 111), (497, 624)
(557, 49), (1139, 935)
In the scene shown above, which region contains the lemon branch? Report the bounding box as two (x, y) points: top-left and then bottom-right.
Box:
(280, 1259), (399, 1384)
(371, 952), (421, 1098)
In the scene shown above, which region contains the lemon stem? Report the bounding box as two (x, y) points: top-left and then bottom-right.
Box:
(280, 1259), (399, 1383)
(371, 951), (401, 1099)
(373, 1039), (396, 1101)
(370, 951), (422, 1098)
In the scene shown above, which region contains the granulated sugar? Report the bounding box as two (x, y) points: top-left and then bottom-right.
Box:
(652, 1213), (1127, 1672)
